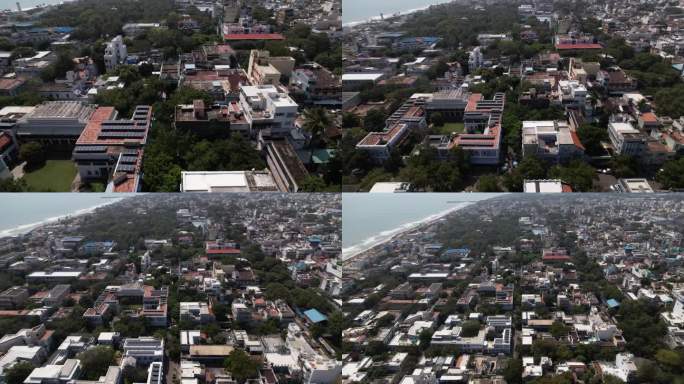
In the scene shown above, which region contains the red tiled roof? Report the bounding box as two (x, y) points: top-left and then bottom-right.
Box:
(223, 33), (284, 40)
(543, 254), (572, 261)
(555, 43), (602, 50)
(111, 147), (144, 193)
(570, 130), (585, 150)
(640, 112), (658, 123)
(449, 93), (504, 150)
(0, 78), (24, 90)
(207, 248), (241, 255)
(465, 93), (483, 112)
(357, 122), (407, 146)
(542, 249), (571, 261)
(112, 174), (139, 193)
(75, 107), (117, 145)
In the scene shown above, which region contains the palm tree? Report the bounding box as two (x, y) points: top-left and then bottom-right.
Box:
(302, 107), (331, 151)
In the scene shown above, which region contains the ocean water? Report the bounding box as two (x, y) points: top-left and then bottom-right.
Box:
(342, 0), (455, 25)
(0, 193), (128, 237)
(342, 193), (500, 258)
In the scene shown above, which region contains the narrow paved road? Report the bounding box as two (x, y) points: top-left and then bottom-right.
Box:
(167, 358), (179, 384)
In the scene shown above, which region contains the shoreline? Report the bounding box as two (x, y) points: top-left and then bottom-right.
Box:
(342, 4), (433, 28)
(342, 0), (456, 28)
(0, 196), (125, 238)
(2, 0), (75, 13)
(341, 202), (471, 261)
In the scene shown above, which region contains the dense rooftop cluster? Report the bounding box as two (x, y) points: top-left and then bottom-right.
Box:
(0, 0), (342, 192)
(0, 193), (342, 384)
(341, 0), (684, 192)
(341, 194), (684, 383)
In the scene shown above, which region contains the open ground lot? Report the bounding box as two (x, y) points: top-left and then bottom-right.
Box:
(22, 160), (77, 192)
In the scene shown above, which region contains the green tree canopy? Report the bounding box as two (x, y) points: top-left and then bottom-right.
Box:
(77, 346), (116, 380)
(224, 349), (260, 383)
(302, 108), (331, 149)
(657, 157), (684, 189)
(431, 112), (445, 127)
(549, 160), (596, 192)
(19, 142), (45, 170)
(5, 362), (34, 384)
(477, 174), (502, 192)
(363, 109), (387, 132)
(576, 123), (608, 156)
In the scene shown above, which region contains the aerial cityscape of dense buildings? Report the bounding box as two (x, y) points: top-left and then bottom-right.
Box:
(341, 193), (684, 383)
(6, 0), (684, 192)
(341, 0), (684, 193)
(0, 193), (343, 384)
(5, 0), (684, 381)
(0, 0), (342, 192)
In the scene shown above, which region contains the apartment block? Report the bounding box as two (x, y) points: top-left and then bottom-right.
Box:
(239, 85), (298, 138)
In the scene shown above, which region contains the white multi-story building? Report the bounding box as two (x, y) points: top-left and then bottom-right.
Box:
(122, 23), (161, 37)
(180, 331), (202, 353)
(356, 97), (427, 163)
(468, 46), (483, 72)
(0, 325), (47, 353)
(15, 101), (96, 147)
(179, 302), (215, 324)
(231, 299), (251, 323)
(123, 337), (164, 366)
(23, 359), (81, 384)
(247, 50), (294, 86)
(71, 366), (120, 384)
(140, 251), (151, 272)
(491, 328), (512, 355)
(487, 315), (512, 330)
(662, 290), (684, 327)
(557, 80), (587, 107)
(0, 346), (46, 379)
(238, 85), (298, 138)
(104, 36), (128, 72)
(608, 121), (646, 156)
(146, 362), (163, 384)
(598, 353), (637, 382)
(431, 326), (486, 353)
(522, 120), (584, 162)
(305, 358), (341, 384)
(355, 123), (409, 163)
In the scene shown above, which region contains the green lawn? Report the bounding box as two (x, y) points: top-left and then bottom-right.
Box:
(22, 160), (77, 192)
(436, 122), (465, 135)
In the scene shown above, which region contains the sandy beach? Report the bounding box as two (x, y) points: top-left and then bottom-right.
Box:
(341, 201), (471, 261)
(0, 197), (124, 238)
(343, 4), (434, 27)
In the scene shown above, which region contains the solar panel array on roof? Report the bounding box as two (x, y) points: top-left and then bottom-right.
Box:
(122, 148), (138, 155)
(112, 173), (128, 185)
(119, 155), (137, 164)
(116, 164), (136, 173)
(98, 131), (146, 139)
(101, 123), (146, 132)
(74, 145), (107, 152)
(133, 106), (151, 120)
